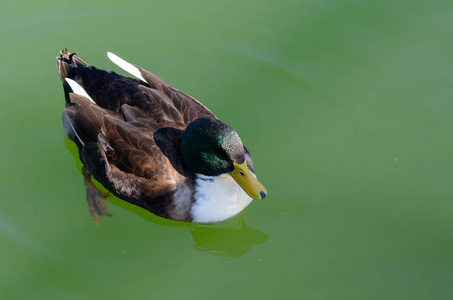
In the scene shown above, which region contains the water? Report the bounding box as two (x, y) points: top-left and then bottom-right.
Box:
(1, 0), (453, 298)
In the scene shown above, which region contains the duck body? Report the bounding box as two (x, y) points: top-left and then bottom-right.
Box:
(57, 50), (266, 223)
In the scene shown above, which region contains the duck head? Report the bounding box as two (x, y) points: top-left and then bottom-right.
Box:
(180, 117), (267, 200)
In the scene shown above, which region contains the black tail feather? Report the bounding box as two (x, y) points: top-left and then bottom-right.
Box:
(56, 48), (88, 83)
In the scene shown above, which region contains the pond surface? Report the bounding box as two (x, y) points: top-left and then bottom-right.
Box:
(1, 0), (453, 299)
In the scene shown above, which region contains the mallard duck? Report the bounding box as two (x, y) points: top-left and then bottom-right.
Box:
(56, 50), (267, 223)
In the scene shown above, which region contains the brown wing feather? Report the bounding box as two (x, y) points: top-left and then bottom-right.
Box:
(81, 142), (180, 218)
(66, 94), (182, 183)
(136, 65), (217, 124)
(64, 94), (122, 144)
(101, 118), (165, 179)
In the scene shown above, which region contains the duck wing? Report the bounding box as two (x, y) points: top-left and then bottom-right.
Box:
(57, 50), (215, 128)
(64, 92), (192, 220)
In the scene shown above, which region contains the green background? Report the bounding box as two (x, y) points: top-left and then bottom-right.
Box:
(1, 0), (453, 299)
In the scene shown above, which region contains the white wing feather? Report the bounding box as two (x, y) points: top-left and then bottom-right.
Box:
(65, 78), (95, 103)
(107, 52), (147, 83)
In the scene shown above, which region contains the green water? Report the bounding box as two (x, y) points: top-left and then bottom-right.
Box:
(1, 0), (453, 298)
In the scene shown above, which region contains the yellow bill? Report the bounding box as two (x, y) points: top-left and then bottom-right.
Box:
(229, 161), (267, 200)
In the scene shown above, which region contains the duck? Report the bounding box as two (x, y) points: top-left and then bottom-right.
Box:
(56, 49), (267, 223)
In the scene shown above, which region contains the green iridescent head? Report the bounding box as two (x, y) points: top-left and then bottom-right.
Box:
(180, 117), (245, 176)
(180, 117), (267, 200)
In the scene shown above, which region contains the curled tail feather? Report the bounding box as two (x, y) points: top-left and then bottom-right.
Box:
(56, 48), (89, 83)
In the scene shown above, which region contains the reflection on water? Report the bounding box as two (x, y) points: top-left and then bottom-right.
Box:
(191, 219), (268, 260)
(64, 137), (268, 259)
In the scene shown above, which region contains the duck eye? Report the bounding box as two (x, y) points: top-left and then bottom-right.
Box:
(240, 171), (245, 176)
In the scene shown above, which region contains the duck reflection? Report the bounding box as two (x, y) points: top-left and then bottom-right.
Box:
(190, 218), (268, 260)
(64, 137), (268, 259)
(113, 197), (269, 260)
